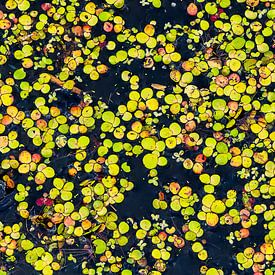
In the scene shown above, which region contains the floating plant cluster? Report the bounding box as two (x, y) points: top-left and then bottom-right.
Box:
(0, 0), (274, 274)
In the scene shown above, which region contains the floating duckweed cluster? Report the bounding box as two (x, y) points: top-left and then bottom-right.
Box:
(0, 0), (274, 274)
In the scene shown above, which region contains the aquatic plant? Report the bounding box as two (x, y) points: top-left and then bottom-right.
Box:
(0, 0), (274, 274)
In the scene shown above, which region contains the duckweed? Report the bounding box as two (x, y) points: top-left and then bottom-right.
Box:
(0, 0), (274, 274)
